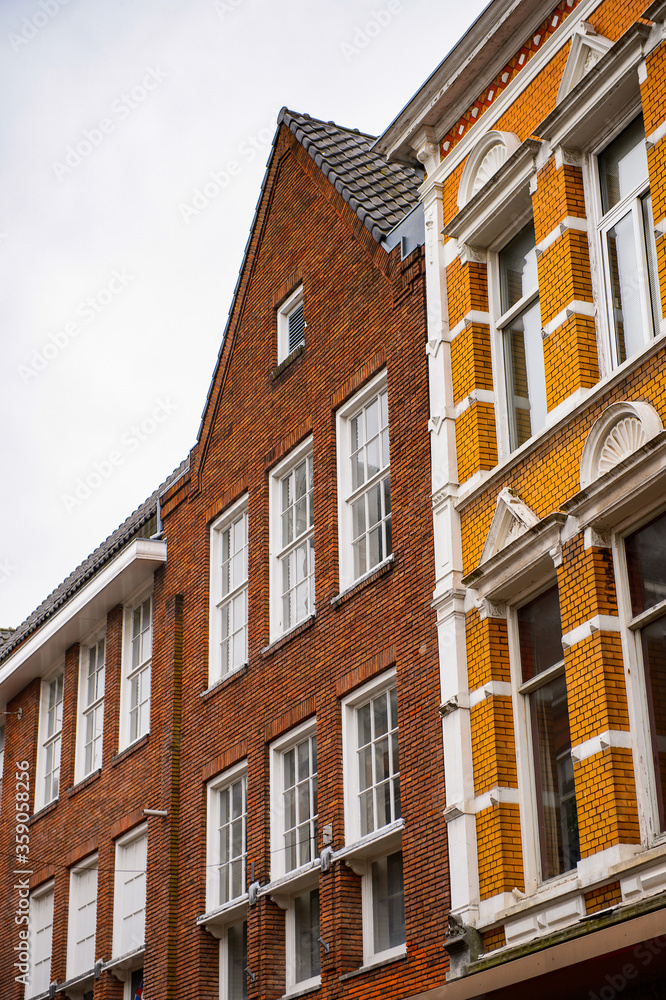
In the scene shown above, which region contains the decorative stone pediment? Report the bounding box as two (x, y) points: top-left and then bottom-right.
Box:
(457, 131), (520, 210)
(479, 487), (540, 565)
(579, 401), (663, 489)
(557, 22), (613, 103)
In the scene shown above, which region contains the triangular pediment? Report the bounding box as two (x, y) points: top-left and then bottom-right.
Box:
(557, 22), (613, 103)
(479, 488), (540, 565)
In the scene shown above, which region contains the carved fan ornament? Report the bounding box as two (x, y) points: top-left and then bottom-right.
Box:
(597, 417), (646, 476)
(579, 402), (663, 490)
(470, 144), (507, 198)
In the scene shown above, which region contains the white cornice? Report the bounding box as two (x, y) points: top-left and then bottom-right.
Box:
(0, 538), (167, 706)
(420, 0), (603, 193)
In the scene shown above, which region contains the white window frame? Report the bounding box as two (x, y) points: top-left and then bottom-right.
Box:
(587, 113), (661, 373)
(26, 880), (54, 998)
(270, 718), (318, 882)
(113, 823), (147, 960)
(209, 496), (248, 687)
(206, 762), (248, 914)
(507, 582), (581, 891)
(119, 588), (152, 750)
(75, 629), (106, 782)
(490, 219), (545, 454)
(341, 670), (405, 966)
(66, 853), (98, 979)
(277, 285), (305, 363)
(218, 918), (248, 1000)
(269, 438), (315, 640)
(613, 504), (666, 847)
(336, 371), (392, 593)
(35, 666), (64, 812)
(342, 669), (400, 846)
(285, 885), (321, 995)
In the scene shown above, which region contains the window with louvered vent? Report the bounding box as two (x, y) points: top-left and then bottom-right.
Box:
(278, 285), (305, 363)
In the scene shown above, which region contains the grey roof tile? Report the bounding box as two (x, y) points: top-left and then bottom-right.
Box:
(0, 459), (189, 665)
(278, 109), (423, 243)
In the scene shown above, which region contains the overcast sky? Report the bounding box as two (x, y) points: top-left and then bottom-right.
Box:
(1, 0), (489, 629)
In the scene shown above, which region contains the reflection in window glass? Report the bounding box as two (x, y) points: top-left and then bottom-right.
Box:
(518, 587), (579, 880)
(371, 851), (405, 954)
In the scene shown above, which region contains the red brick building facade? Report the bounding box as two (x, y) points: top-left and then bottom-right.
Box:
(0, 111), (448, 1000)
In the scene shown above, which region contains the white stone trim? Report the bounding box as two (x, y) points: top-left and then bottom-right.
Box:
(561, 614), (621, 649)
(454, 389), (495, 418)
(535, 215), (588, 255)
(447, 310), (491, 343)
(504, 893), (586, 947)
(541, 299), (595, 338)
(421, 0), (603, 190)
(469, 681), (512, 708)
(570, 729), (632, 763)
(579, 401), (664, 489)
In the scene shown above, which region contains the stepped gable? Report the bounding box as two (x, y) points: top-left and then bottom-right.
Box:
(0, 458), (189, 664)
(278, 108), (423, 242)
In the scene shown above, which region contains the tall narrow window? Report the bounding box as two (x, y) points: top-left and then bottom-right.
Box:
(625, 509), (666, 830)
(498, 223), (545, 449)
(356, 685), (400, 837)
(207, 766), (247, 912)
(343, 673), (406, 965)
(517, 587), (579, 880)
(598, 117), (660, 367)
(270, 722), (317, 879)
(77, 636), (105, 780)
(371, 851), (405, 956)
(67, 856), (98, 978)
(337, 372), (392, 591)
(113, 826), (147, 958)
(270, 443), (314, 638)
(36, 672), (64, 809)
(292, 888), (320, 990)
(210, 501), (248, 685)
(28, 883), (54, 997)
(224, 920), (247, 1000)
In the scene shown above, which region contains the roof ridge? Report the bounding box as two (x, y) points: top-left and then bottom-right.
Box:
(277, 107), (423, 245)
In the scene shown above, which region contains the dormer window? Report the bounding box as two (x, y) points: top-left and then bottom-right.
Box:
(278, 286), (305, 363)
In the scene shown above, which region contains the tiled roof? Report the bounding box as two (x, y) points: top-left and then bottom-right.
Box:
(278, 109), (423, 243)
(0, 459), (189, 665)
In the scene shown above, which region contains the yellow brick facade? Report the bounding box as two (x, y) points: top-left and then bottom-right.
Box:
(427, 0), (666, 970)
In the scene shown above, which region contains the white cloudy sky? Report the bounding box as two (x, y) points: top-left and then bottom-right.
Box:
(1, 0), (489, 629)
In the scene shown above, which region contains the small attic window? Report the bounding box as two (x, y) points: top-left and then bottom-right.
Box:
(278, 285), (305, 363)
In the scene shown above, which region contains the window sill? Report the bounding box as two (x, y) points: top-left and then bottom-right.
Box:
(111, 732), (149, 768)
(201, 664), (247, 700)
(262, 615), (316, 656)
(59, 967), (95, 997)
(283, 977), (321, 999)
(272, 344), (305, 381)
(30, 798), (59, 824)
(197, 896), (248, 932)
(67, 768), (102, 798)
(334, 820), (404, 872)
(261, 859), (321, 908)
(331, 556), (394, 608)
(104, 947), (145, 980)
(339, 949), (407, 981)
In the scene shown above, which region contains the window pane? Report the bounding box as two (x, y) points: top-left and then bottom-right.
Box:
(606, 208), (646, 363)
(227, 920), (247, 1000)
(641, 614), (666, 831)
(625, 510), (666, 616)
(599, 117), (648, 213)
(294, 889), (320, 983)
(530, 672), (580, 879)
(499, 223), (538, 312)
(504, 297), (545, 448)
(518, 587), (564, 682)
(371, 852), (405, 954)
